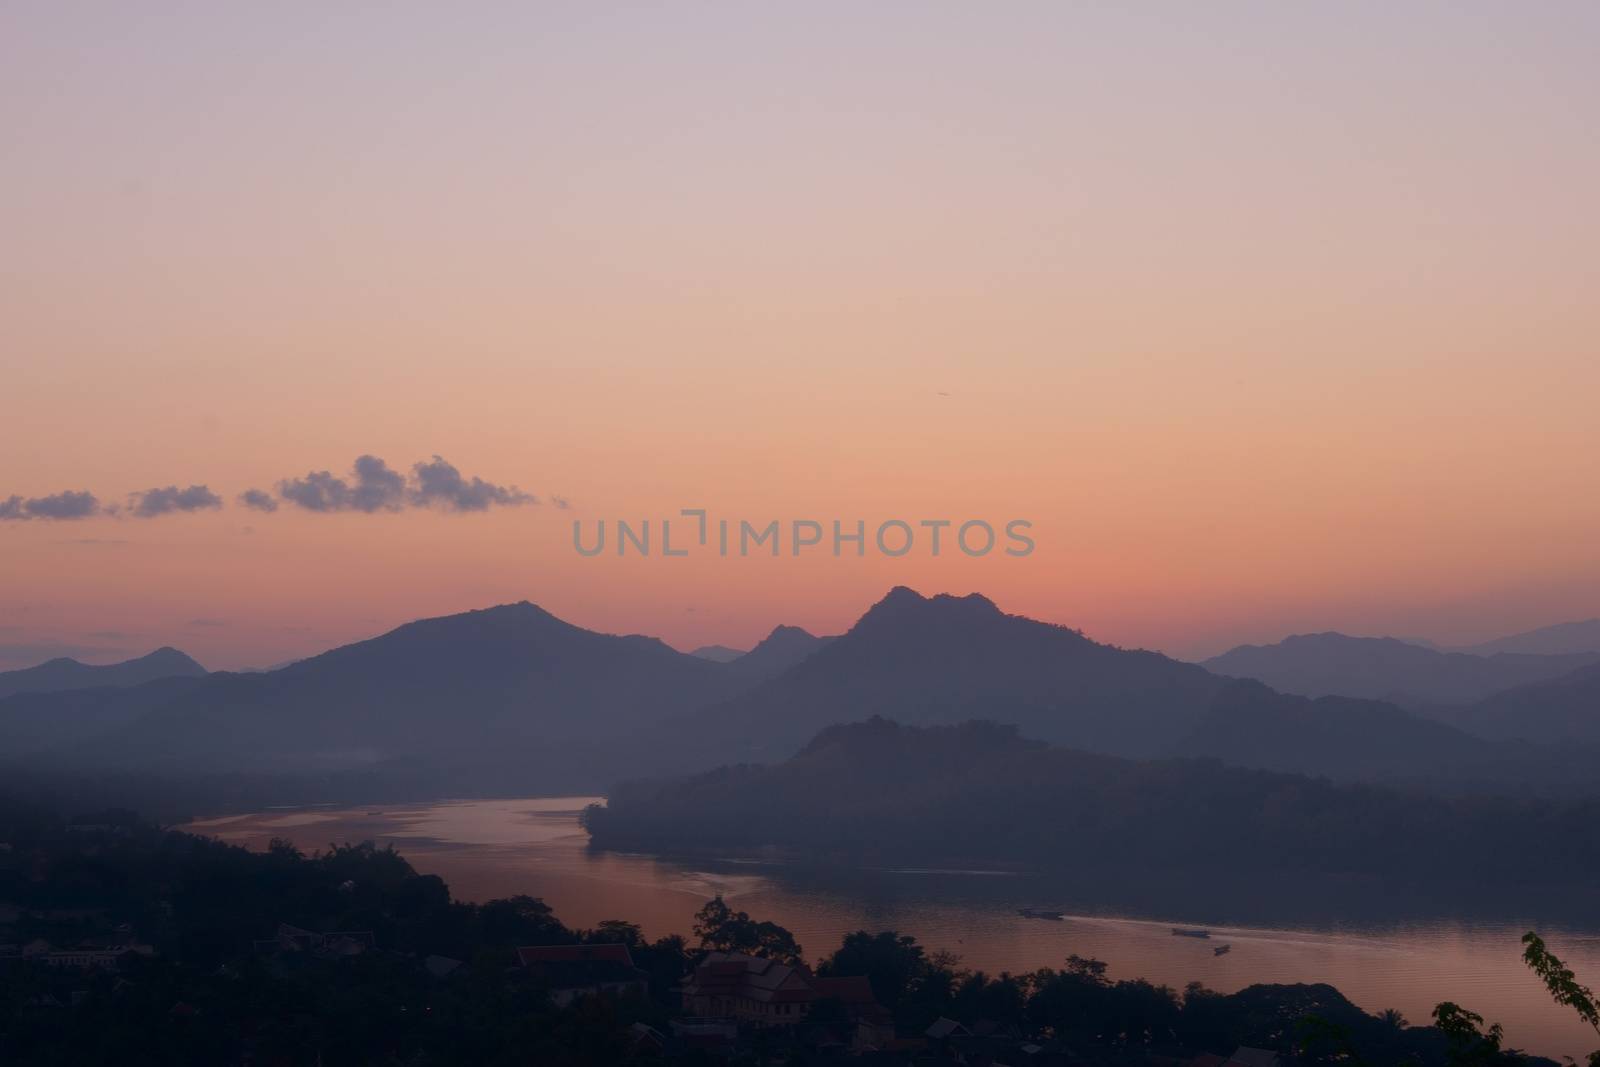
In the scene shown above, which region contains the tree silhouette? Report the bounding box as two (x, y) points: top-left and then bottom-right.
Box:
(1521, 932), (1600, 1067)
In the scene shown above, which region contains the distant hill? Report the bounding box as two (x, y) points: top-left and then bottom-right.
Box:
(1202, 632), (1598, 706)
(725, 625), (833, 682)
(661, 587), (1227, 766)
(584, 718), (1600, 884)
(688, 644), (746, 663)
(689, 627), (832, 677)
(1449, 661), (1600, 744)
(1169, 679), (1600, 792)
(0, 647), (206, 700)
(1450, 618), (1600, 657)
(51, 602), (752, 782)
(0, 676), (210, 756)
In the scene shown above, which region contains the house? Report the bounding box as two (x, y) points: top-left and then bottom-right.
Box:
(255, 923), (375, 959)
(516, 944), (649, 1006)
(20, 939), (152, 970)
(925, 1016), (971, 1041)
(678, 951), (819, 1025)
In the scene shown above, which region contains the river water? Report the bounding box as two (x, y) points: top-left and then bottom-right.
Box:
(184, 796), (1600, 1061)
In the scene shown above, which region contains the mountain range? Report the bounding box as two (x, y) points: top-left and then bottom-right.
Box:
(3, 590), (1598, 798)
(0, 647), (206, 700)
(1201, 632), (1600, 707)
(1448, 617), (1600, 656)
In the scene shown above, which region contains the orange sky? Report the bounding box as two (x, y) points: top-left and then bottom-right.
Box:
(2, 4), (1598, 669)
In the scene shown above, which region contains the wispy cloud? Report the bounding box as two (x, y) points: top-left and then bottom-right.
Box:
(0, 490), (103, 521)
(237, 488), (279, 513)
(129, 484), (222, 517)
(278, 455), (407, 513)
(2, 457), (556, 523)
(270, 455), (542, 514)
(410, 455), (536, 512)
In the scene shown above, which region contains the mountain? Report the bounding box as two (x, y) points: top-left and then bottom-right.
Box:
(0, 647), (207, 700)
(689, 644), (746, 663)
(1450, 618), (1600, 657)
(662, 587), (1228, 766)
(1449, 661), (1600, 744)
(47, 602), (752, 783)
(585, 718), (1600, 885)
(690, 627), (832, 676)
(0, 676), (211, 756)
(1201, 632), (1598, 707)
(726, 625), (833, 681)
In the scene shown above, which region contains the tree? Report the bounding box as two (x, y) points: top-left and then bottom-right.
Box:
(1431, 1002), (1517, 1067)
(589, 919), (643, 947)
(690, 895), (802, 962)
(816, 930), (928, 1009)
(1521, 931), (1600, 1067)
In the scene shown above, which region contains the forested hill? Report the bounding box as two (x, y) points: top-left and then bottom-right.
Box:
(585, 718), (1600, 885)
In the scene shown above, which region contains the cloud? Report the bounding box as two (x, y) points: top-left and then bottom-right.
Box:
(237, 488), (279, 513)
(410, 455), (537, 512)
(129, 484), (223, 518)
(551, 495), (571, 510)
(3, 457), (552, 522)
(278, 454), (407, 513)
(0, 490), (102, 521)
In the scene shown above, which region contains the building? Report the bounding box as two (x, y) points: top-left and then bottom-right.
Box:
(254, 923), (375, 959)
(516, 944), (649, 1006)
(678, 951), (819, 1025)
(17, 939), (153, 970)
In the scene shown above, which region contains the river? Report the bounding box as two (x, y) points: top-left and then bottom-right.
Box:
(183, 796), (1600, 1061)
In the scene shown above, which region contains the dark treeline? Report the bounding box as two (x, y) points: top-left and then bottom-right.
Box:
(4, 793), (1586, 1065)
(584, 719), (1600, 884)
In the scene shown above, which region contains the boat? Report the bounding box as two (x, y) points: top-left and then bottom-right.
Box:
(1018, 908), (1066, 921)
(1171, 927), (1211, 939)
(1213, 944), (1231, 956)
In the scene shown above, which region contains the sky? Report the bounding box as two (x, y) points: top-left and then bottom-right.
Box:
(2, 2), (1599, 670)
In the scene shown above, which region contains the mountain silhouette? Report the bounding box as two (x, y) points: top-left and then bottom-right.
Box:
(1202, 632), (1598, 706)
(587, 717), (1600, 883)
(688, 644), (746, 663)
(60, 602), (750, 777)
(0, 676), (210, 756)
(1449, 660), (1600, 744)
(0, 647), (206, 700)
(663, 587), (1227, 765)
(1449, 618), (1600, 657)
(725, 625), (833, 682)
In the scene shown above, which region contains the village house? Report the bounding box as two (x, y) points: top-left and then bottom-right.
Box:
(253, 923), (375, 959)
(677, 950), (893, 1046)
(17, 938), (153, 970)
(677, 951), (817, 1025)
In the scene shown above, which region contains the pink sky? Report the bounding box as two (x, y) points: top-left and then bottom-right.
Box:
(3, 4), (1598, 670)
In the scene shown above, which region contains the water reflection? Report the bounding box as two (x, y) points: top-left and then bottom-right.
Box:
(186, 797), (1600, 1062)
